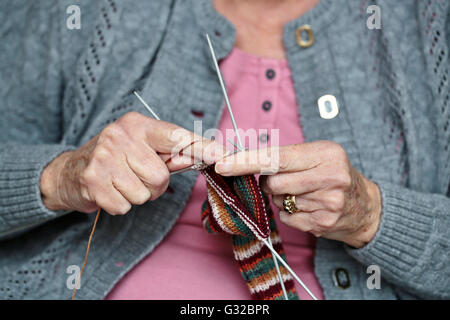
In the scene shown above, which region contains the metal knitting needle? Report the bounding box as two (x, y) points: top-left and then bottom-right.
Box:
(133, 91), (294, 296)
(206, 34), (291, 300)
(226, 138), (241, 151)
(134, 92), (251, 175)
(262, 238), (317, 300)
(268, 236), (288, 300)
(133, 91), (161, 120)
(133, 91), (207, 175)
(206, 34), (244, 150)
(226, 139), (287, 299)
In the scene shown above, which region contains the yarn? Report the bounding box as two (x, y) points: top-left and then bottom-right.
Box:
(201, 165), (298, 300)
(72, 208), (101, 300)
(72, 166), (299, 300)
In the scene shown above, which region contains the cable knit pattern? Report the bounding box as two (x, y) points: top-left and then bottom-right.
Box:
(0, 0), (449, 299)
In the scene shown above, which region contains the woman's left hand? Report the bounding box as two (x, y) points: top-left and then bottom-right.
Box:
(215, 141), (382, 248)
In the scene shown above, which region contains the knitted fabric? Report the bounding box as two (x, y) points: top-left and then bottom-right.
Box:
(200, 166), (298, 300)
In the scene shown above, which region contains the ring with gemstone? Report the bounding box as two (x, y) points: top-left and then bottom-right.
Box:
(283, 195), (300, 214)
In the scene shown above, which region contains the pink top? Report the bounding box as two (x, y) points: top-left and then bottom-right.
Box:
(106, 48), (324, 300)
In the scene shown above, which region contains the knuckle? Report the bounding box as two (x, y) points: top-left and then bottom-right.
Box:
(332, 143), (348, 162)
(318, 140), (347, 161)
(119, 111), (142, 124)
(327, 193), (345, 212)
(323, 170), (351, 189)
(266, 176), (283, 193)
(151, 169), (170, 189)
(317, 215), (338, 230)
(101, 123), (122, 139)
(278, 148), (292, 171)
(338, 171), (352, 188)
(327, 140), (344, 152)
(80, 167), (97, 186)
(91, 146), (111, 163)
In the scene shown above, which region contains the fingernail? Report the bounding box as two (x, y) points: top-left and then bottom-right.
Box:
(215, 162), (232, 174)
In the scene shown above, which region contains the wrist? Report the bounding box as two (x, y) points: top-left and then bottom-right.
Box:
(40, 151), (73, 211)
(348, 179), (382, 248)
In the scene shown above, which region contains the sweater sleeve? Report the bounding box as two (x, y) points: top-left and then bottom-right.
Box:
(0, 1), (76, 239)
(346, 181), (450, 299)
(0, 144), (75, 240)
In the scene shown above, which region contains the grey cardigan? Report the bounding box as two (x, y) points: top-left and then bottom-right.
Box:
(0, 0), (449, 300)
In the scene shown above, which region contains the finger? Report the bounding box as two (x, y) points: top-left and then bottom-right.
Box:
(145, 119), (227, 164)
(259, 171), (323, 196)
(117, 112), (228, 166)
(272, 194), (319, 213)
(279, 210), (314, 233)
(160, 139), (230, 172)
(111, 165), (151, 205)
(215, 143), (320, 176)
(125, 146), (170, 200)
(93, 183), (132, 216)
(160, 153), (196, 172)
(170, 138), (229, 165)
(116, 112), (200, 155)
(116, 112), (186, 154)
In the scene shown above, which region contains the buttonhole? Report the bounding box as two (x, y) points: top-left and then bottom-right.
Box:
(166, 186), (175, 194)
(191, 110), (204, 118)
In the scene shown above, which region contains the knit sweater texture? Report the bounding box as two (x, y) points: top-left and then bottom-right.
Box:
(0, 0), (449, 299)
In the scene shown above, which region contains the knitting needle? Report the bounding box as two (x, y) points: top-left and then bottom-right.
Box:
(206, 34), (244, 150)
(268, 236), (289, 300)
(226, 140), (288, 299)
(133, 91), (161, 120)
(262, 238), (318, 300)
(133, 91), (208, 175)
(206, 34), (291, 300)
(226, 138), (241, 151)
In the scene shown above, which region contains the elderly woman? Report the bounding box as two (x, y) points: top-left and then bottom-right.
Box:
(0, 0), (448, 300)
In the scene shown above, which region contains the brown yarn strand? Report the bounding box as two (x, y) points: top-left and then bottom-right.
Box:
(71, 208), (101, 300)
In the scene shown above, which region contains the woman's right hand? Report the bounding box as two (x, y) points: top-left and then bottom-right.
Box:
(40, 111), (224, 215)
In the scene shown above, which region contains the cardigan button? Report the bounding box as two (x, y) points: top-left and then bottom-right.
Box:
(317, 94), (339, 119)
(296, 25), (314, 48)
(332, 268), (351, 289)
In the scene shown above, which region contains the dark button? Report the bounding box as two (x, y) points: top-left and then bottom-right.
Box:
(262, 101), (272, 111)
(332, 268), (350, 289)
(259, 133), (269, 143)
(266, 69), (276, 80)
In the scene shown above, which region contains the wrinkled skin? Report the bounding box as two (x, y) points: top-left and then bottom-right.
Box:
(215, 141), (382, 248)
(40, 111), (226, 216)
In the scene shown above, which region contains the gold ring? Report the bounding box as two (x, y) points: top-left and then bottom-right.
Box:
(283, 195), (300, 214)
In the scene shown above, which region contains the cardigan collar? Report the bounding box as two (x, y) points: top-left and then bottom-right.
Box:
(193, 0), (342, 61)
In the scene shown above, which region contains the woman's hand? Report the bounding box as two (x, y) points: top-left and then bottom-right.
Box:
(215, 141), (382, 248)
(40, 111), (225, 215)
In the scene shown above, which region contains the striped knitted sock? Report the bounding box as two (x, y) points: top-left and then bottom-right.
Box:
(200, 166), (298, 300)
